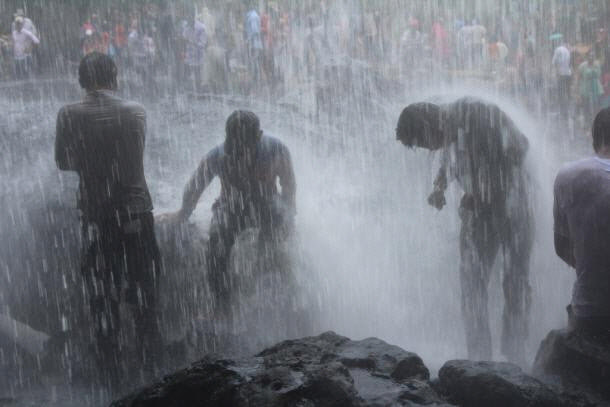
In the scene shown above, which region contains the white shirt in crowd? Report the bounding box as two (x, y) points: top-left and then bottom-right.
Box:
(12, 28), (40, 60)
(11, 17), (38, 38)
(552, 45), (572, 76)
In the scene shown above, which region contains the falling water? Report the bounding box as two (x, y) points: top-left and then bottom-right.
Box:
(1, 0), (605, 405)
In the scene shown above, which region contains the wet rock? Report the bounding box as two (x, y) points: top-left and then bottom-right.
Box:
(533, 329), (610, 402)
(438, 360), (571, 407)
(112, 331), (448, 407)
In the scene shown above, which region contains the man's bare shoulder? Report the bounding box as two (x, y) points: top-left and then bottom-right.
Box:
(557, 158), (599, 178)
(118, 99), (146, 118)
(261, 134), (290, 154)
(57, 100), (85, 116)
(555, 158), (600, 190)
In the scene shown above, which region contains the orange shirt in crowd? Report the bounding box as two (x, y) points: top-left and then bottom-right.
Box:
(114, 24), (127, 48)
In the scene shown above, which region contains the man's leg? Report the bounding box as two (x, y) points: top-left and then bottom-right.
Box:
(81, 225), (123, 390)
(459, 199), (497, 361)
(558, 76), (567, 118)
(206, 212), (238, 319)
(501, 209), (532, 366)
(13, 59), (24, 80)
(123, 212), (164, 381)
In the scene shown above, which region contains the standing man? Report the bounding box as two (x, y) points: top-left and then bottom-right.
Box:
(396, 97), (533, 365)
(12, 16), (39, 80)
(552, 40), (573, 124)
(245, 8), (263, 82)
(55, 52), (162, 391)
(11, 9), (38, 38)
(554, 107), (610, 340)
(162, 110), (296, 318)
(182, 15), (208, 92)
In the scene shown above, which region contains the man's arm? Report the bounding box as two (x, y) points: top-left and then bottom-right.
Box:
(278, 144), (296, 215)
(427, 144), (452, 210)
(551, 48), (559, 69)
(554, 233), (575, 268)
(55, 107), (78, 171)
(503, 125), (529, 166)
(130, 105), (147, 151)
(176, 149), (220, 221)
(553, 178), (575, 268)
(22, 29), (40, 45)
(198, 25), (208, 49)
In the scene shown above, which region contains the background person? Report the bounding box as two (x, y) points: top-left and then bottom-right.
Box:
(577, 52), (604, 127)
(12, 17), (39, 79)
(552, 40), (573, 124)
(182, 15), (208, 92)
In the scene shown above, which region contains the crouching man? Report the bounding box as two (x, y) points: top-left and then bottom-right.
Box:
(162, 110), (296, 317)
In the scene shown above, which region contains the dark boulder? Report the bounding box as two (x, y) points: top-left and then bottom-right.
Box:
(112, 331), (449, 407)
(533, 328), (610, 403)
(438, 360), (573, 407)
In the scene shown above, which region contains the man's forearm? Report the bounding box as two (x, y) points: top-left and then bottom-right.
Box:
(55, 135), (77, 171)
(179, 179), (200, 221)
(179, 157), (215, 221)
(433, 166), (448, 191)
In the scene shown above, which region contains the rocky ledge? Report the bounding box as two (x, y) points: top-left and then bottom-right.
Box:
(534, 328), (610, 405)
(112, 331), (603, 407)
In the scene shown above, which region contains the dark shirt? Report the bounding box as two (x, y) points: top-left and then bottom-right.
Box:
(183, 134), (296, 219)
(55, 90), (153, 221)
(554, 157), (610, 317)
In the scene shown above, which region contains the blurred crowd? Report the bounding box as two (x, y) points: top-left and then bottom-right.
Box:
(1, 1), (608, 126)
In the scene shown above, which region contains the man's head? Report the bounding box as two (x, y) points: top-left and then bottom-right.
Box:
(225, 110), (262, 158)
(78, 52), (118, 91)
(593, 107), (610, 154)
(14, 17), (23, 32)
(396, 102), (445, 150)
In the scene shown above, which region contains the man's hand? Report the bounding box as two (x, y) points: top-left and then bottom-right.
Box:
(427, 189), (446, 210)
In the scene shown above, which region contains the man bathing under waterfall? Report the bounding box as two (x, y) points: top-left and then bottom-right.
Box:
(396, 97), (533, 365)
(554, 107), (610, 341)
(162, 110), (296, 317)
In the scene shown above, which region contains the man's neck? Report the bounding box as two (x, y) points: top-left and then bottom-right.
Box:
(596, 146), (610, 159)
(88, 87), (113, 94)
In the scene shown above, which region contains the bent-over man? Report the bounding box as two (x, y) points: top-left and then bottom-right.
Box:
(396, 97), (533, 364)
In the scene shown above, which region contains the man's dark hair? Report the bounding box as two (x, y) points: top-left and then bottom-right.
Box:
(78, 52), (118, 90)
(225, 110), (261, 155)
(593, 107), (610, 152)
(397, 102), (441, 146)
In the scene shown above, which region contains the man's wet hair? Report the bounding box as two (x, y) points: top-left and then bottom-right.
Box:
(78, 52), (118, 91)
(225, 110), (261, 155)
(593, 107), (610, 152)
(397, 102), (441, 146)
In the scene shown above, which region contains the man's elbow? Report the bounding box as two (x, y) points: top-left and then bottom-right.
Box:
(55, 154), (75, 171)
(56, 161), (73, 171)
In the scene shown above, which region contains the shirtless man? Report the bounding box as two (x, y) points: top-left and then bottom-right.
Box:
(164, 110), (296, 316)
(396, 97), (533, 364)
